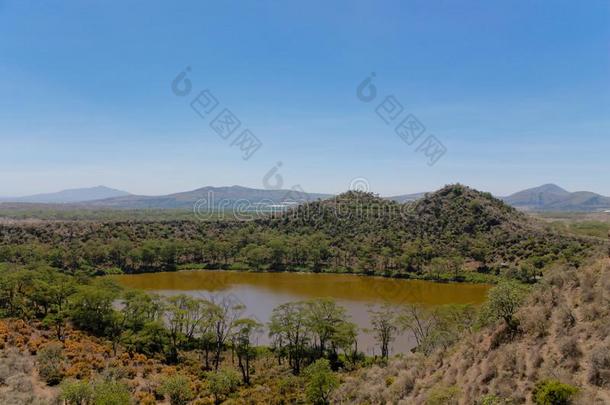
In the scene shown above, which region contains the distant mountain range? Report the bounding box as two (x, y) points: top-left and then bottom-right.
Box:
(391, 184), (610, 212)
(84, 186), (332, 210)
(0, 186), (130, 204)
(386, 192), (428, 203)
(501, 184), (610, 212)
(2, 183), (609, 212)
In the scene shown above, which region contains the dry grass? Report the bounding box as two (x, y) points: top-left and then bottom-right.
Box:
(334, 258), (610, 404)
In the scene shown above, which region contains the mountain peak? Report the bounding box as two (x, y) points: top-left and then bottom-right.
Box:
(503, 183), (610, 211)
(534, 183), (569, 194)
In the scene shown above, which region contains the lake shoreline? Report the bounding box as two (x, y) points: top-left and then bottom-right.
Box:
(102, 262), (499, 285)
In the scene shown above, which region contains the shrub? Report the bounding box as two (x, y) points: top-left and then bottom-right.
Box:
(159, 374), (193, 405)
(426, 384), (460, 405)
(519, 305), (550, 338)
(480, 281), (528, 332)
(479, 394), (508, 405)
(278, 375), (300, 395)
(588, 345), (610, 387)
(558, 337), (581, 360)
(207, 369), (240, 405)
(303, 359), (339, 405)
(92, 379), (131, 405)
(37, 342), (65, 385)
(532, 380), (578, 405)
(60, 379), (94, 404)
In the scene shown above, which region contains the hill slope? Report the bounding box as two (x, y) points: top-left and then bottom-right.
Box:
(334, 258), (610, 404)
(0, 186), (130, 204)
(259, 184), (592, 275)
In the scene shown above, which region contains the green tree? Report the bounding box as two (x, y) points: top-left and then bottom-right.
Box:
(0, 266), (36, 318)
(427, 257), (449, 280)
(42, 311), (68, 341)
(210, 296), (244, 370)
(69, 281), (121, 336)
(164, 295), (211, 363)
(481, 280), (528, 331)
(418, 304), (476, 355)
(233, 318), (263, 384)
(303, 359), (338, 405)
(269, 301), (310, 374)
(121, 290), (163, 331)
(267, 237), (288, 269)
(368, 304), (401, 361)
(242, 244), (271, 271)
(121, 320), (168, 357)
(449, 255), (465, 280)
(305, 298), (351, 360)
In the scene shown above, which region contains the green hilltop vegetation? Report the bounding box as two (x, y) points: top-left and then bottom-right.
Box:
(0, 185), (599, 283)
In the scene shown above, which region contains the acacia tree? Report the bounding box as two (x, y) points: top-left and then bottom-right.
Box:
(305, 298), (350, 359)
(269, 301), (310, 374)
(121, 290), (163, 331)
(69, 281), (121, 337)
(164, 295), (211, 363)
(427, 257), (450, 280)
(399, 304), (436, 348)
(210, 296), (245, 370)
(198, 301), (220, 370)
(233, 318), (262, 384)
(331, 318), (359, 368)
(482, 280), (528, 332)
(368, 304), (402, 361)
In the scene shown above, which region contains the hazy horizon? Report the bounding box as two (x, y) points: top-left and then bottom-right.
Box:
(2, 1), (609, 197)
(1, 181), (608, 201)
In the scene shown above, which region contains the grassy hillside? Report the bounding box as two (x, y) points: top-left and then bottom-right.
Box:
(334, 257), (610, 404)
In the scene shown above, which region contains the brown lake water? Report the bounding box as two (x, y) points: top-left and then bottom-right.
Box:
(109, 270), (490, 354)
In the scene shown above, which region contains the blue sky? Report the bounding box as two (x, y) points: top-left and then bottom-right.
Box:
(1, 0), (609, 197)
